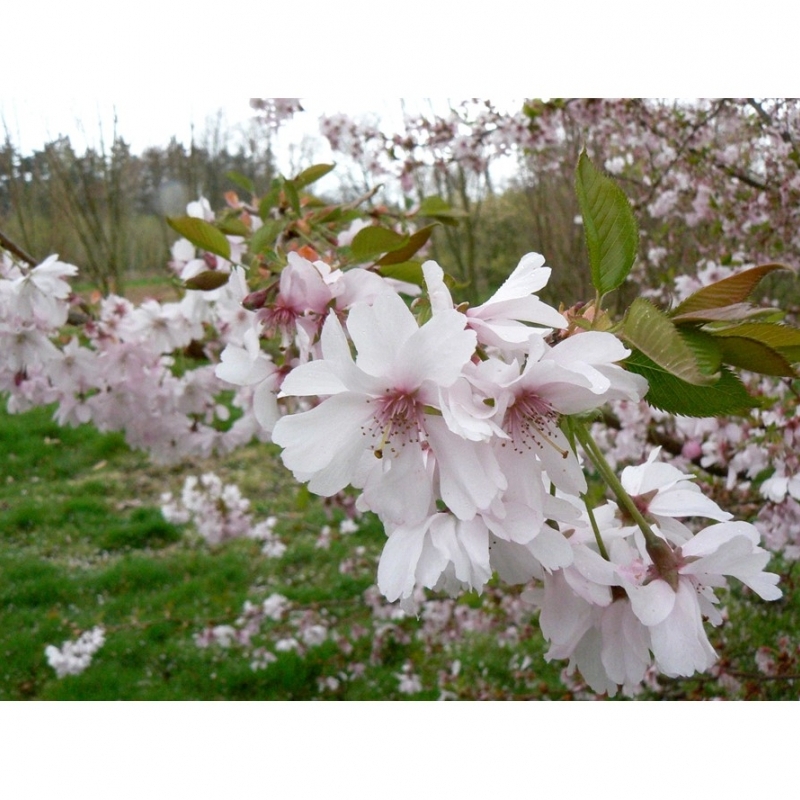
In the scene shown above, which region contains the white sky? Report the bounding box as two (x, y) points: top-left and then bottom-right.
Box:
(0, 11), (791, 203)
(2, 3), (790, 164)
(0, 98), (527, 197)
(1, 96), (326, 158)
(0, 97), (443, 160)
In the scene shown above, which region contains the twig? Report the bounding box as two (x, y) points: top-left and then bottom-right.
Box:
(341, 184), (382, 211)
(0, 229), (37, 267)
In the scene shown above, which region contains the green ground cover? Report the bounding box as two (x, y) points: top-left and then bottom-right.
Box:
(1, 403), (798, 700)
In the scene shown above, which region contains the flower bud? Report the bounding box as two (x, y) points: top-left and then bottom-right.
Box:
(242, 288), (269, 310)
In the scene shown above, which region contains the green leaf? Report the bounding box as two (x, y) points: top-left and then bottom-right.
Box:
(292, 163), (335, 189)
(249, 218), (285, 256)
(575, 150), (639, 296)
(376, 262), (425, 286)
(167, 216), (231, 261)
(300, 193), (327, 208)
(670, 263), (788, 318)
(678, 328), (722, 376)
(709, 321), (800, 350)
(622, 298), (715, 385)
(184, 270), (231, 291)
(284, 180), (301, 216)
(418, 196), (452, 216)
(376, 224), (438, 266)
(418, 196), (467, 226)
(624, 349), (758, 417)
(778, 346), (800, 363)
(350, 226), (409, 262)
(227, 171), (255, 194)
(258, 181), (282, 220)
(217, 217), (249, 237)
(715, 336), (796, 377)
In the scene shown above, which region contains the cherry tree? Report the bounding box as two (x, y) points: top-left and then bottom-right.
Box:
(2, 98), (798, 696)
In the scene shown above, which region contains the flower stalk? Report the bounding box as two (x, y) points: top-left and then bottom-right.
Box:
(569, 418), (663, 552)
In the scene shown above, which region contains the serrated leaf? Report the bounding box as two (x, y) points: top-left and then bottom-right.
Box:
(671, 303), (776, 324)
(575, 150), (639, 296)
(679, 328), (722, 376)
(377, 224), (438, 266)
(167, 216), (231, 261)
(670, 263), (788, 317)
(249, 218), (284, 255)
(376, 262), (425, 286)
(624, 349), (758, 417)
(184, 270), (231, 291)
(227, 171), (255, 194)
(622, 298), (715, 385)
(715, 336), (796, 377)
(350, 226), (409, 263)
(293, 163), (335, 189)
(709, 321), (800, 350)
(778, 346), (800, 363)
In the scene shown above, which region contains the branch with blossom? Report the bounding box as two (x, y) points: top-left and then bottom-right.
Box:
(1, 139), (795, 697)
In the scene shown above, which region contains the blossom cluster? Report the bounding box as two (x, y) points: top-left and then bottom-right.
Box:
(212, 246), (781, 695)
(161, 472), (285, 555)
(0, 209), (272, 465)
(44, 627), (106, 679)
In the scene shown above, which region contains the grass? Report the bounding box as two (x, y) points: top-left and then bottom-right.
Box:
(0, 403), (567, 700)
(2, 401), (799, 700)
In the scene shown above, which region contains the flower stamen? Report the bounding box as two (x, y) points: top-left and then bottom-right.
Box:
(503, 391), (568, 457)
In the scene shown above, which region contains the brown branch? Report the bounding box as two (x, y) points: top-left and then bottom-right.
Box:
(746, 98), (795, 149)
(0, 229), (38, 266)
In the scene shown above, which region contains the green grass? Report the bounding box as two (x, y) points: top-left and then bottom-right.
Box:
(1, 401), (798, 700)
(0, 403), (568, 700)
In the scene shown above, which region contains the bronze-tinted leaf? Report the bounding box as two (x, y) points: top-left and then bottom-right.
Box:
(670, 264), (788, 317)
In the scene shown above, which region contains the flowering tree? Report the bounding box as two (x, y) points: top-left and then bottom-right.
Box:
(2, 99), (798, 697)
(315, 99), (800, 307)
(313, 96), (800, 593)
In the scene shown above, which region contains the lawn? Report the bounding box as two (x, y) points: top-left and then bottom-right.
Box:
(0, 403), (568, 700)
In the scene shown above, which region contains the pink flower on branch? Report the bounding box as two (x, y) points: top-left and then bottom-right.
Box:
(272, 291), (506, 525)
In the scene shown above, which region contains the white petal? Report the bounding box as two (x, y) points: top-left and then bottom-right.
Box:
(486, 252), (548, 303)
(426, 416), (506, 519)
(377, 521), (432, 602)
(271, 394), (373, 495)
(396, 310), (476, 389)
(626, 579), (676, 626)
(650, 489), (732, 522)
(649, 581), (717, 676)
(348, 294), (417, 377)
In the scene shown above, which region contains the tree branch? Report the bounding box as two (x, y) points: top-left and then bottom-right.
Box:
(0, 229), (37, 266)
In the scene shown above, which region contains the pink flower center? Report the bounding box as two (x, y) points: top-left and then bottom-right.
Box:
(502, 391), (566, 456)
(259, 302), (299, 338)
(362, 389), (426, 459)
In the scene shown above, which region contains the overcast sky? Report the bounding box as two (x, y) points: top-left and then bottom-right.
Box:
(0, 6), (789, 164)
(0, 97), (468, 172)
(1, 97), (354, 157)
